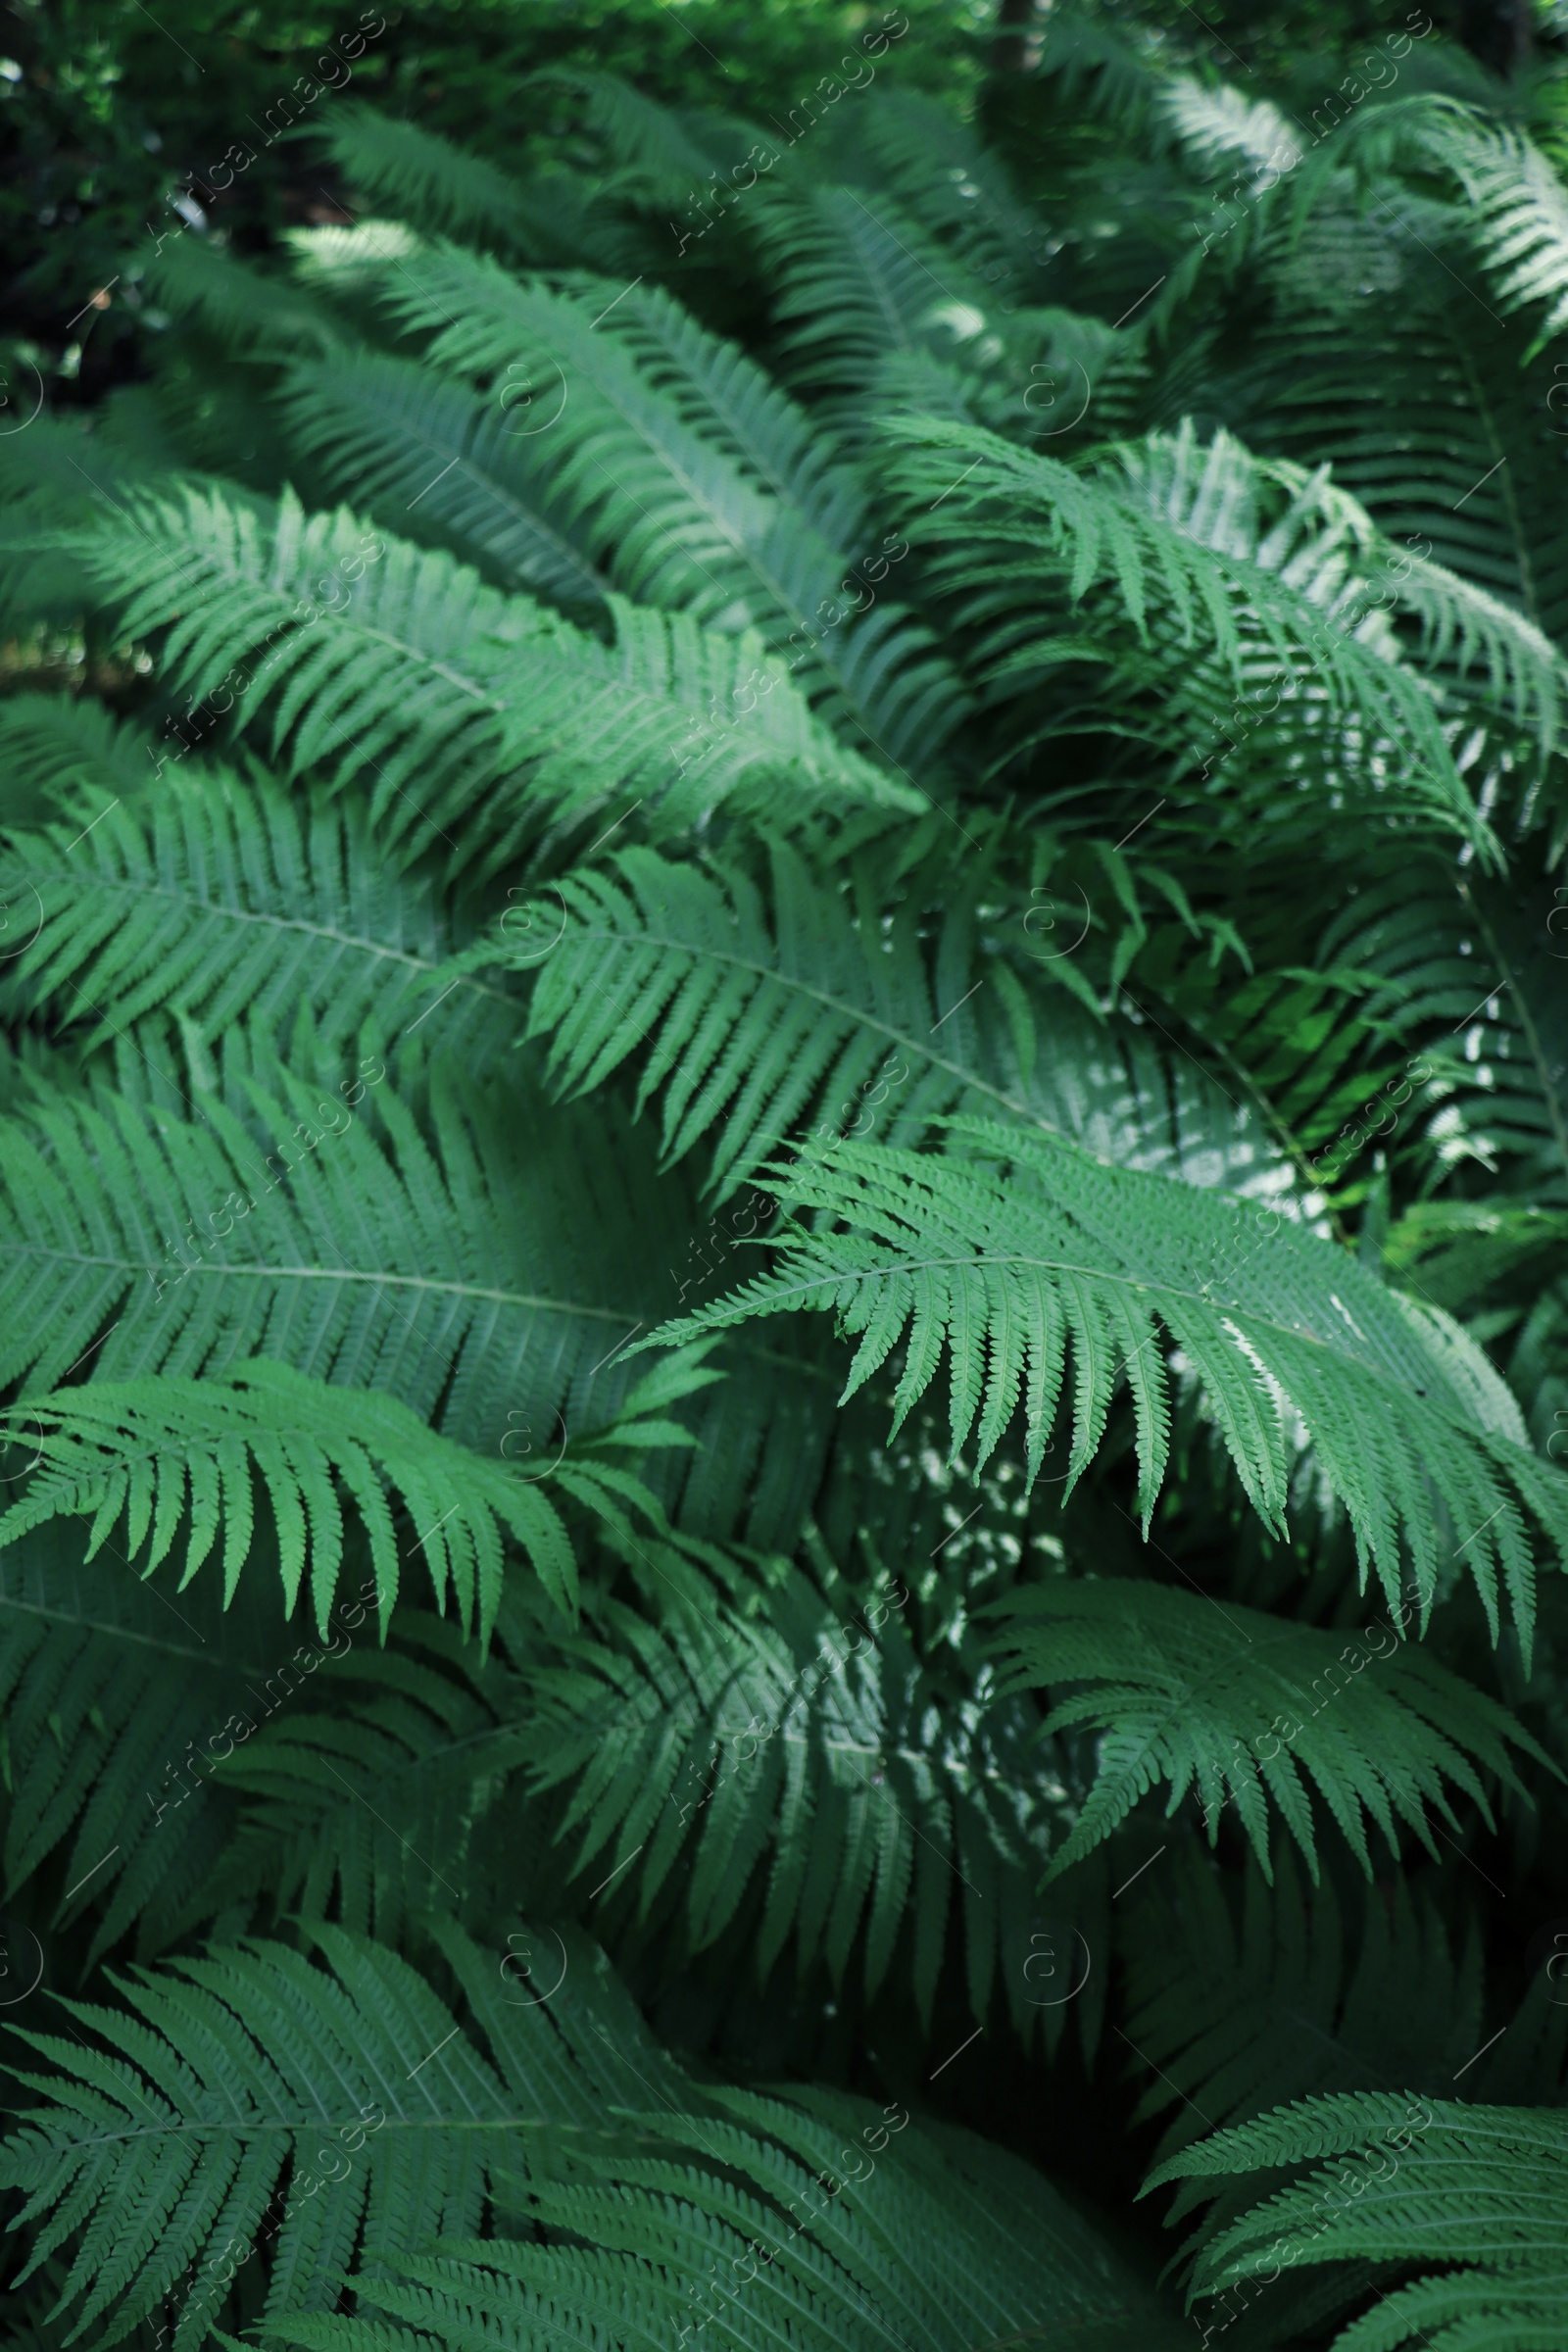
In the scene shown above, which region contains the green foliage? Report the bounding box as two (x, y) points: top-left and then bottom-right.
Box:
(253, 2088), (1190, 2352)
(0, 1360), (588, 1639)
(1152, 2093), (1568, 2350)
(0, 1920), (688, 2352)
(1117, 1845), (1485, 2162)
(8, 10), (1568, 2349)
(652, 1125), (1565, 1647)
(0, 757), (517, 1065)
(520, 1551), (1072, 2036)
(986, 1579), (1546, 1881)
(509, 839), (1058, 1195)
(0, 1528), (292, 1958)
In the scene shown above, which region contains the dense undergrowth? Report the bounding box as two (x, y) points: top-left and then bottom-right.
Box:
(2, 5), (1568, 2348)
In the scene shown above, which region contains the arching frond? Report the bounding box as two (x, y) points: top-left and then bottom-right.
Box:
(256, 2083), (1190, 2352)
(0, 1056), (666, 1447)
(1151, 2092), (1568, 2352)
(0, 1055), (842, 1550)
(315, 105), (583, 260)
(648, 1124), (1568, 1652)
(503, 840), (1295, 1200)
(751, 185), (984, 394)
(0, 1360), (588, 1641)
(358, 251), (966, 764)
(509, 841), (1040, 1194)
(0, 1919), (693, 2352)
(1157, 75), (1302, 183)
(890, 418), (1532, 857)
(278, 351), (609, 612)
(140, 236), (345, 362)
(1225, 259), (1568, 747)
(520, 1552), (1071, 2037)
(73, 486), (920, 865)
(0, 759), (516, 1065)
(987, 1579), (1542, 1883)
(1425, 106), (1568, 342)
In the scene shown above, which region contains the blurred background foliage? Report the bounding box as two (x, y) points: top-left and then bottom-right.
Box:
(5, 0), (1565, 416)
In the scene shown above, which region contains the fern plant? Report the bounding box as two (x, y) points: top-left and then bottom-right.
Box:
(4, 8), (1568, 2349)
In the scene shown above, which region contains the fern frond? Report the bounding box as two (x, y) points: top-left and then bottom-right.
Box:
(889, 418), (1516, 857)
(278, 350), (609, 612)
(0, 1056), (844, 1549)
(1230, 278), (1568, 730)
(521, 1552), (1071, 2034)
(255, 2080), (1190, 2352)
(987, 1580), (1543, 1883)
(752, 184), (985, 395)
(1427, 106), (1568, 343)
(315, 105), (581, 259)
(72, 485), (919, 864)
(1150, 2092), (1568, 2350)
(0, 1056), (659, 1446)
(140, 236), (345, 361)
(0, 758), (516, 1064)
(0, 1918), (690, 2352)
(495, 838), (1304, 1202)
(1119, 1845), (1483, 2164)
(646, 1123), (1568, 1653)
(558, 272), (970, 758)
(359, 250), (966, 763)
(0, 1525), (301, 1956)
(0, 1359), (580, 1640)
(1158, 75), (1302, 184)
(508, 842), (1039, 1196)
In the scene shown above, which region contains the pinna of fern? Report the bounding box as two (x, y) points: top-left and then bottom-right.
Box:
(647, 1123), (1568, 1656)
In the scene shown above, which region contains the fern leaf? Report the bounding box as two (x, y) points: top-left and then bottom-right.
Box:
(254, 2079), (1191, 2352)
(645, 1123), (1568, 1653)
(1149, 2091), (1568, 2351)
(0, 1525), (308, 1957)
(358, 249), (966, 763)
(519, 1550), (1068, 2034)
(0, 1360), (580, 1641)
(315, 105), (582, 259)
(279, 350), (610, 612)
(888, 418), (1516, 858)
(752, 184), (987, 394)
(0, 1919), (688, 2352)
(986, 1578), (1544, 1883)
(511, 842), (1030, 1196)
(495, 840), (1298, 1200)
(0, 754), (516, 1063)
(72, 486), (919, 863)
(1118, 1845), (1484, 2164)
